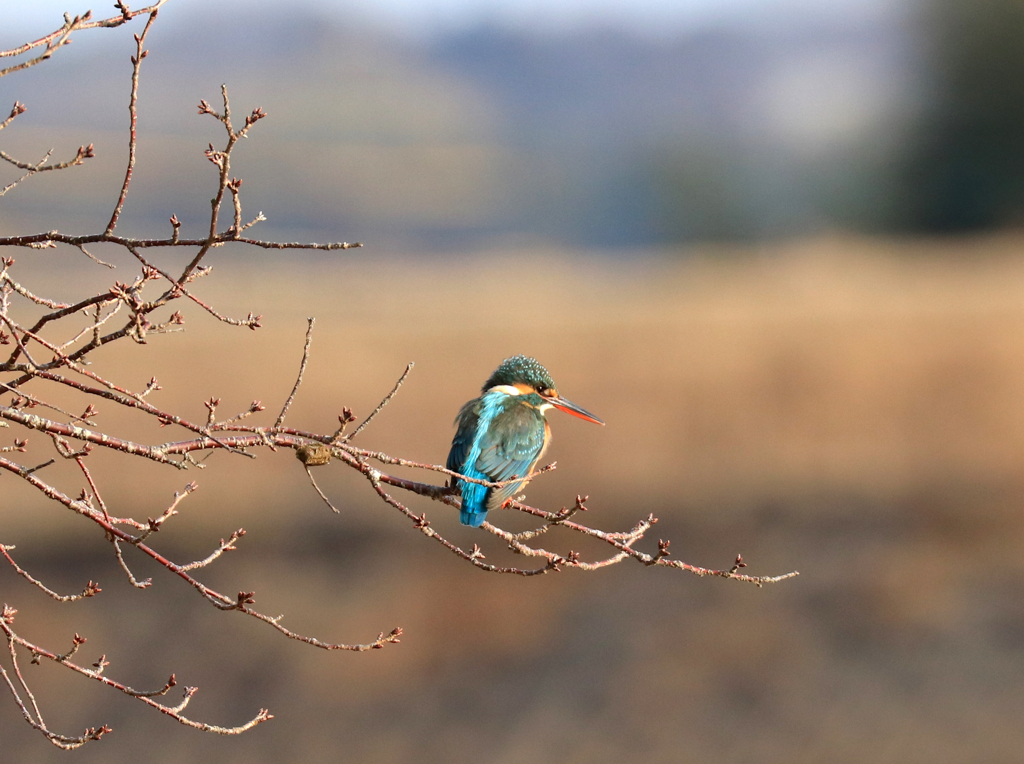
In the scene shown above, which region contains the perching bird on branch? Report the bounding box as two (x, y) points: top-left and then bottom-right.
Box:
(447, 355), (604, 527)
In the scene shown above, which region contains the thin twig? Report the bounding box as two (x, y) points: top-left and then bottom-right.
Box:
(105, 10), (158, 234)
(304, 466), (340, 513)
(0, 545), (101, 602)
(0, 144), (94, 176)
(0, 2), (170, 79)
(345, 362), (414, 441)
(1, 609), (272, 742)
(275, 318), (314, 428)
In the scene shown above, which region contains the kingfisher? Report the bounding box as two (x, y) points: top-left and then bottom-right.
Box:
(447, 355), (604, 527)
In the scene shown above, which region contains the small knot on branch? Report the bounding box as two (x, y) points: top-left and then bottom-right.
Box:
(296, 444), (333, 467)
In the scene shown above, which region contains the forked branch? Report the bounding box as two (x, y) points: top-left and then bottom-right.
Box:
(0, 3), (796, 752)
(1, 605), (271, 750)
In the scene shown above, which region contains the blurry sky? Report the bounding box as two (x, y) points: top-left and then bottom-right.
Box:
(7, 0), (896, 38)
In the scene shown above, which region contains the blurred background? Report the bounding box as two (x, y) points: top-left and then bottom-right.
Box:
(3, 0), (1024, 761)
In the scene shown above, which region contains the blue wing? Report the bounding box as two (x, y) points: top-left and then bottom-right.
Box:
(447, 400), (476, 487)
(447, 397), (488, 525)
(447, 392), (547, 526)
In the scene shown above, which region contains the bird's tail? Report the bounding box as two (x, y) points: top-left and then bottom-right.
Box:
(458, 476), (489, 527)
(459, 507), (487, 527)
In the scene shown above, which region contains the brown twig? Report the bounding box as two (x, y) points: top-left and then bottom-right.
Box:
(0, 143), (94, 173)
(0, 230), (362, 251)
(304, 465), (341, 513)
(1, 605), (271, 748)
(0, 2), (170, 78)
(105, 10), (159, 234)
(345, 362), (415, 441)
(0, 454), (404, 648)
(275, 318), (315, 428)
(0, 546), (101, 602)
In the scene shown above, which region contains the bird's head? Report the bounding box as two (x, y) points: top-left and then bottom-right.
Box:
(483, 355), (604, 425)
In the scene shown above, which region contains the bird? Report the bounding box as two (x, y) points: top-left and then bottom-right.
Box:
(447, 355), (604, 527)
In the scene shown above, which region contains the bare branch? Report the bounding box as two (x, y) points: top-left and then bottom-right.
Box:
(275, 317), (315, 428)
(1, 607), (271, 746)
(0, 230), (362, 251)
(345, 362), (415, 441)
(0, 143), (94, 175)
(0, 546), (101, 602)
(0, 2), (170, 78)
(105, 11), (159, 234)
(303, 463), (341, 513)
(0, 5), (797, 748)
(178, 529), (243, 572)
(0, 147), (93, 198)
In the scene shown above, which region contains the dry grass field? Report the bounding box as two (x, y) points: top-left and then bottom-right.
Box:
(4, 234), (1024, 762)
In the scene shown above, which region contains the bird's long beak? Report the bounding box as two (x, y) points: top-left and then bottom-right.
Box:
(544, 394), (604, 425)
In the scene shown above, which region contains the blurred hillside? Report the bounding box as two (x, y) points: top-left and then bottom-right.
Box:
(8, 1), (1023, 248)
(2, 3), (919, 249)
